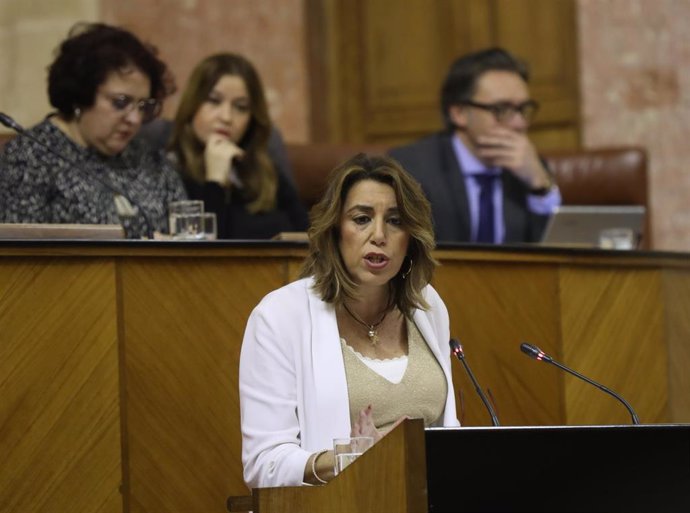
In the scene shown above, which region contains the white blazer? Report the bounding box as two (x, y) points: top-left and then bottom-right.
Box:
(239, 277), (459, 488)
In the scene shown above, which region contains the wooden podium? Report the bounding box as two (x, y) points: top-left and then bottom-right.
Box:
(248, 419), (690, 513)
(250, 419), (428, 513)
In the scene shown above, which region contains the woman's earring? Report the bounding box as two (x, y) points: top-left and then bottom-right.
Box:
(74, 107), (81, 120)
(402, 258), (413, 280)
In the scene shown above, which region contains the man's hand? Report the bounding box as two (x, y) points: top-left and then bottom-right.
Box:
(475, 127), (551, 190)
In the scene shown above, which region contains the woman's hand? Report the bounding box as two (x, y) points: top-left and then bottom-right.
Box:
(351, 405), (412, 442)
(351, 404), (382, 442)
(204, 133), (244, 187)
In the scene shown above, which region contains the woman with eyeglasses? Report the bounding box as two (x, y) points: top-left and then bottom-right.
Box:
(168, 53), (308, 239)
(0, 22), (186, 238)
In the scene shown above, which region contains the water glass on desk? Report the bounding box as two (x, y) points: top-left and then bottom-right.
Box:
(599, 227), (635, 250)
(333, 436), (374, 475)
(202, 212), (217, 240)
(169, 200), (205, 240)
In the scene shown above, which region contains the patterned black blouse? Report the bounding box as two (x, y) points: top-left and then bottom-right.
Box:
(0, 118), (187, 238)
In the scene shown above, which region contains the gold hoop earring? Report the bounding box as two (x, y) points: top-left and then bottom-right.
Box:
(402, 258), (413, 280)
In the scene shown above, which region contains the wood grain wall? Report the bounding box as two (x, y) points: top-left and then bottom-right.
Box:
(307, 0), (580, 150)
(2, 242), (689, 512)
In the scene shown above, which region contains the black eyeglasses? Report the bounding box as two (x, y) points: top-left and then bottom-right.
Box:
(462, 99), (539, 123)
(102, 93), (161, 123)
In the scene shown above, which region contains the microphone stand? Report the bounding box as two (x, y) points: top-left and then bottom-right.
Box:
(450, 339), (500, 426)
(520, 342), (640, 425)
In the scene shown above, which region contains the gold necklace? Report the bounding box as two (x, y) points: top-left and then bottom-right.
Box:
(342, 302), (389, 345)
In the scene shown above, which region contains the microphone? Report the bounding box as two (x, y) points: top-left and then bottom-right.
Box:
(0, 111), (153, 238)
(449, 338), (500, 426)
(520, 342), (640, 425)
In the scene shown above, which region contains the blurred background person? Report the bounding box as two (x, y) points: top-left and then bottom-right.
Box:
(168, 53), (308, 239)
(0, 22), (186, 239)
(239, 153), (459, 488)
(390, 47), (561, 244)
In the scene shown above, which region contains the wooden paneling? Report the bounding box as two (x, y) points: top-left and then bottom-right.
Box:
(559, 267), (666, 424)
(662, 270), (690, 423)
(121, 258), (286, 513)
(0, 258), (122, 513)
(493, 0), (579, 125)
(254, 419), (427, 513)
(307, 0), (580, 150)
(2, 242), (690, 512)
(434, 261), (562, 426)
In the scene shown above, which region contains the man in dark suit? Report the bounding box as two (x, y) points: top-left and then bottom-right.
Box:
(390, 47), (561, 244)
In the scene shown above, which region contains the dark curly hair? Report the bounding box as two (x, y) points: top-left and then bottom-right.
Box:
(48, 22), (175, 120)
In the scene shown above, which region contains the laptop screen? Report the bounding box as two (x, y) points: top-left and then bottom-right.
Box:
(540, 205), (646, 248)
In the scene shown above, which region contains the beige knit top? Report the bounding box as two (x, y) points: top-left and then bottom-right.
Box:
(340, 317), (447, 432)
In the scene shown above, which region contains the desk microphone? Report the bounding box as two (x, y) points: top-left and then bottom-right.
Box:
(450, 338), (500, 426)
(519, 342), (640, 425)
(0, 111), (153, 238)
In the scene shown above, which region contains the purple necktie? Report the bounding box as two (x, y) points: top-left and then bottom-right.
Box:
(475, 174), (496, 243)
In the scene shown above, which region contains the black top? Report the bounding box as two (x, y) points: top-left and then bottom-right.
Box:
(183, 171), (309, 239)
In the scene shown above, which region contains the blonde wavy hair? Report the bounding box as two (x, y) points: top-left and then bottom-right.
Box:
(169, 53), (276, 213)
(300, 153), (438, 315)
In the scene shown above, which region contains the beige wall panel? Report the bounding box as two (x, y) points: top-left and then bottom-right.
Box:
(102, 0), (309, 142)
(0, 0), (98, 127)
(578, 0), (690, 251)
(121, 258), (285, 513)
(559, 267), (667, 424)
(0, 258), (121, 513)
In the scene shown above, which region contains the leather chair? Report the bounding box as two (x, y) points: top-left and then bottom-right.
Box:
(0, 132), (650, 247)
(285, 143), (650, 248)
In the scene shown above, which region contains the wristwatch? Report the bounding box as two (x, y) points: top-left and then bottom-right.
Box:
(529, 173), (554, 196)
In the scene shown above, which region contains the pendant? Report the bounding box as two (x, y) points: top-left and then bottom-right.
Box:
(368, 328), (379, 346)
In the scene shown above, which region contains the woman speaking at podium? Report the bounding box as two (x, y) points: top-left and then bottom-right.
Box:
(0, 22), (186, 238)
(239, 153), (459, 488)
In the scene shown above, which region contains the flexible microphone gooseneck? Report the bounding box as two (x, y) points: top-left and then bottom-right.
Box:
(0, 111), (153, 238)
(520, 342), (640, 425)
(450, 338), (500, 426)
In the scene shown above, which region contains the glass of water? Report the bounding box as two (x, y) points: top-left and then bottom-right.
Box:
(168, 200), (205, 240)
(202, 212), (217, 240)
(333, 436), (374, 475)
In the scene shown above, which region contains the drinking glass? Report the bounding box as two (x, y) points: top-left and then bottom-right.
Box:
(169, 200), (205, 240)
(599, 227), (635, 250)
(202, 212), (217, 240)
(333, 436), (374, 475)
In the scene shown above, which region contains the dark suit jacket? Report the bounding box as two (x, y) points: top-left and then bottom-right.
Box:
(389, 131), (549, 243)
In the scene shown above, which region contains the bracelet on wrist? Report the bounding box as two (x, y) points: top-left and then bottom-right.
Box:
(311, 449), (329, 485)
